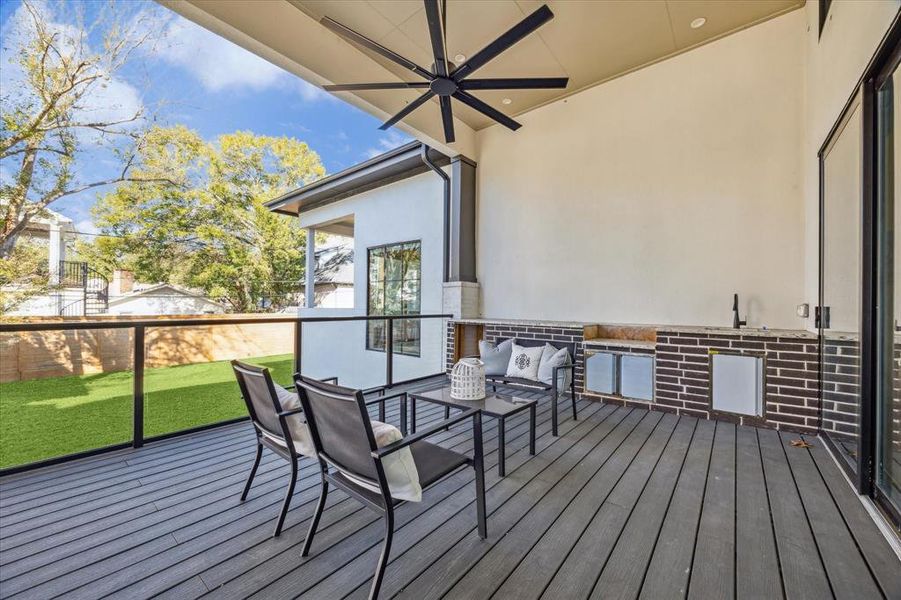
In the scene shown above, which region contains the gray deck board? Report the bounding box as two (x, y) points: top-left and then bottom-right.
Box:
(1, 382), (898, 600)
(735, 426), (782, 600)
(688, 421), (736, 600)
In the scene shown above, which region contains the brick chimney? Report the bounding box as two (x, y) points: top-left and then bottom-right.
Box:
(109, 269), (134, 298)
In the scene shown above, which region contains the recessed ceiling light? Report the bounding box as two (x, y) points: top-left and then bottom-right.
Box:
(690, 17), (706, 29)
(502, 98), (512, 105)
(454, 53), (466, 63)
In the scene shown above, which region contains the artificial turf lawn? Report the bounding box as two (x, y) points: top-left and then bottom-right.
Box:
(0, 353), (293, 469)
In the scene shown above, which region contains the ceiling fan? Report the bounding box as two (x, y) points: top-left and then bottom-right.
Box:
(320, 0), (568, 144)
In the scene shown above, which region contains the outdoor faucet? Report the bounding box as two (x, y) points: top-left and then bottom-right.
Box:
(732, 293), (747, 329)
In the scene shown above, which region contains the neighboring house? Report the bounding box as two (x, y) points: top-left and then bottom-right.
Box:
(105, 284), (225, 316)
(105, 272), (225, 316)
(267, 142), (450, 388)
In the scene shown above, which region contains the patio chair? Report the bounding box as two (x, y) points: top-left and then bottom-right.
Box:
(232, 360), (333, 537)
(294, 374), (487, 600)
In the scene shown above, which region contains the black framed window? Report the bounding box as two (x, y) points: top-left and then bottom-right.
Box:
(366, 240), (421, 356)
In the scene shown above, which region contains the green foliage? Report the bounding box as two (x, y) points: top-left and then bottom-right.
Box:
(85, 126), (326, 312)
(0, 238), (49, 313)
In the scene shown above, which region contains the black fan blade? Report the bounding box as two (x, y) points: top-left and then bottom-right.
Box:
(380, 90), (436, 130)
(321, 17), (434, 80)
(452, 5), (554, 80)
(452, 90), (521, 131)
(439, 96), (455, 143)
(459, 77), (568, 90)
(324, 82), (431, 91)
(423, 0), (448, 77)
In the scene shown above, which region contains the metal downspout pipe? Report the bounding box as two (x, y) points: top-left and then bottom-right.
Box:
(420, 144), (451, 283)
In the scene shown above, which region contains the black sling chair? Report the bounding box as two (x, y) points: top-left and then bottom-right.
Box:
(294, 375), (488, 600)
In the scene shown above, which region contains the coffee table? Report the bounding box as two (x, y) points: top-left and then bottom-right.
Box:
(408, 386), (537, 477)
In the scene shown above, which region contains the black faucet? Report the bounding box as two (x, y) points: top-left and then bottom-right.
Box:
(732, 293), (747, 329)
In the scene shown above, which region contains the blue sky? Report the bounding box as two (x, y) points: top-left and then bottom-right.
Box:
(0, 0), (410, 234)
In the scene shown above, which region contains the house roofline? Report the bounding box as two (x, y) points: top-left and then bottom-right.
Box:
(265, 142), (457, 216)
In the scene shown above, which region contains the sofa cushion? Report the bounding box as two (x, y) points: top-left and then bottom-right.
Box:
(479, 338), (515, 376)
(272, 385), (315, 457)
(340, 420), (422, 502)
(505, 343), (543, 381)
(538, 343), (573, 389)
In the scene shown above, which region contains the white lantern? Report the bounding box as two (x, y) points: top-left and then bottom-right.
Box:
(450, 358), (486, 400)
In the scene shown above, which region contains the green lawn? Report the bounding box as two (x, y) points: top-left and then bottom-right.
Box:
(0, 354), (294, 469)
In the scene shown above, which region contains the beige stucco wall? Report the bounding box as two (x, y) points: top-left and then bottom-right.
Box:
(475, 2), (899, 330)
(476, 9), (807, 329)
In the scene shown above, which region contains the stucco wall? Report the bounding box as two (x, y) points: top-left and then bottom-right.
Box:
(475, 9), (808, 329)
(297, 170), (449, 388)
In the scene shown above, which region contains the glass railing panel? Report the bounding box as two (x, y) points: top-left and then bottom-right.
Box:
(300, 314), (385, 390)
(0, 327), (134, 468)
(143, 320), (294, 438)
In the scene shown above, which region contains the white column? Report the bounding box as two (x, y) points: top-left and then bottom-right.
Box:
(48, 223), (63, 285)
(305, 227), (315, 309)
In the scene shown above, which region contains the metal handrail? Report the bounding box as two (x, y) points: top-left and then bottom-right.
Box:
(0, 313), (452, 476)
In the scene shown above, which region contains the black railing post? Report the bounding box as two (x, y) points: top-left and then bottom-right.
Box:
(385, 317), (394, 388)
(133, 325), (145, 448)
(294, 320), (302, 376)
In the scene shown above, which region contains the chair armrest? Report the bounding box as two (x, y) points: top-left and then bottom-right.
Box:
(552, 364), (575, 372)
(277, 407), (305, 418)
(320, 376), (339, 384)
(373, 408), (479, 459)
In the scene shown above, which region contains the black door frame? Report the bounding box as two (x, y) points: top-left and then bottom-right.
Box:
(818, 13), (901, 529)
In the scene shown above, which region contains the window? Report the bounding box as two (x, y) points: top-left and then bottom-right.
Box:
(366, 240), (421, 356)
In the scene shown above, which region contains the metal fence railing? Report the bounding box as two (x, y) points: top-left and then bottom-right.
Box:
(0, 313), (451, 475)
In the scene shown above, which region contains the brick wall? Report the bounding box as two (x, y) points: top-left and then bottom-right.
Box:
(655, 330), (819, 433)
(447, 322), (585, 396)
(820, 338), (860, 440)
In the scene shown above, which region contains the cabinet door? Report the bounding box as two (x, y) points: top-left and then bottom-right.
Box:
(620, 355), (654, 401)
(586, 352), (616, 394)
(711, 354), (763, 416)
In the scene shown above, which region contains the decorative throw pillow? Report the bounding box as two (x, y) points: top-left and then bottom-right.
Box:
(479, 338), (515, 376)
(271, 385), (316, 457)
(505, 343), (543, 381)
(341, 420), (422, 502)
(538, 343), (573, 388)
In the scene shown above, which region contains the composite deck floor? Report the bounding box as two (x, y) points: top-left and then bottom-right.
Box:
(1, 379), (899, 600)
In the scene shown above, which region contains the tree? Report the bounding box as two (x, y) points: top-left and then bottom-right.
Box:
(84, 126), (325, 312)
(0, 0), (168, 257)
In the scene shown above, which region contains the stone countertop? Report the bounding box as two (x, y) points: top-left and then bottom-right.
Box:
(449, 318), (820, 340)
(583, 338), (656, 350)
(660, 325), (818, 339)
(449, 318), (593, 329)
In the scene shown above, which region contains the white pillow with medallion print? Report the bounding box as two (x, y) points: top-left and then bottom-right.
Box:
(505, 343), (543, 381)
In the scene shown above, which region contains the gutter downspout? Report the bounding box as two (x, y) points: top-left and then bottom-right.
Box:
(420, 144), (450, 283)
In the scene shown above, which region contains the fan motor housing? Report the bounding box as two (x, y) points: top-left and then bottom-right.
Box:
(430, 77), (459, 96)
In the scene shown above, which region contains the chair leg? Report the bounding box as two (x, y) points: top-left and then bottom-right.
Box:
(473, 412), (487, 539)
(273, 457), (298, 537)
(368, 510), (394, 600)
(571, 380), (578, 421)
(240, 442), (263, 501)
(551, 387), (559, 437)
(301, 474), (329, 557)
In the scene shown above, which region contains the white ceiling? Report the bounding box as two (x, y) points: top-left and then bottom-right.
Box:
(289, 0), (804, 130)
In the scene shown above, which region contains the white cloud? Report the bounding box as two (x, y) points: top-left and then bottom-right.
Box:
(363, 131), (412, 159)
(74, 219), (100, 236)
(155, 13), (328, 101)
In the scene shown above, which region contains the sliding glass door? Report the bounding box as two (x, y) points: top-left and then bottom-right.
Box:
(819, 95), (864, 477)
(875, 51), (901, 522)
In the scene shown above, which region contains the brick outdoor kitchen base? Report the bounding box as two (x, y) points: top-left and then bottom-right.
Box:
(446, 319), (853, 435)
